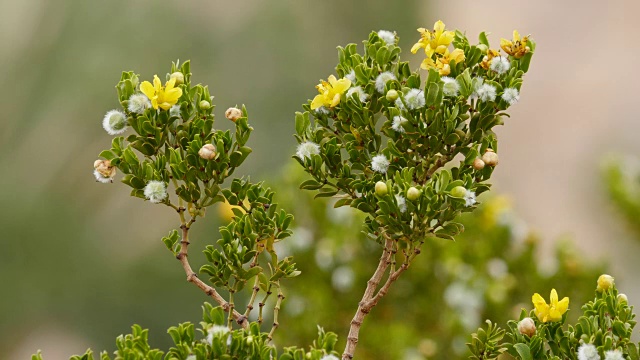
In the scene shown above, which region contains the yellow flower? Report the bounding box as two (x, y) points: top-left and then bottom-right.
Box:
(310, 75), (351, 110)
(480, 49), (500, 70)
(532, 289), (569, 323)
(500, 30), (530, 59)
(420, 48), (465, 76)
(411, 20), (455, 57)
(140, 75), (183, 110)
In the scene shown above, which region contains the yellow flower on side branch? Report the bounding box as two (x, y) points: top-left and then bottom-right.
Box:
(411, 20), (464, 76)
(140, 75), (183, 110)
(532, 289), (569, 323)
(420, 48), (465, 76)
(500, 30), (530, 59)
(411, 20), (455, 57)
(310, 75), (351, 110)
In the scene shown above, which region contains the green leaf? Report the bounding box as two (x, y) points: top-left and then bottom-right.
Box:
(513, 343), (532, 360)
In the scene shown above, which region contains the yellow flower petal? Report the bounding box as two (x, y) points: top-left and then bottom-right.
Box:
(333, 78), (351, 93)
(513, 30), (521, 42)
(165, 77), (177, 91)
(532, 293), (546, 307)
(311, 94), (325, 110)
(556, 297), (569, 313)
(158, 102), (173, 111)
(550, 289), (558, 304)
(411, 42), (423, 54)
(153, 75), (162, 90)
(164, 88), (182, 103)
(433, 20), (445, 34)
(140, 81), (155, 100)
(330, 93), (341, 108)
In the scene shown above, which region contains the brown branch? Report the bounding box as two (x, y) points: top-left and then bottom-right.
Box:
(364, 263), (409, 309)
(177, 225), (249, 329)
(342, 236), (394, 360)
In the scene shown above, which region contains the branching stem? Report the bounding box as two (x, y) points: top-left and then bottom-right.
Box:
(176, 223), (249, 329)
(342, 235), (423, 359)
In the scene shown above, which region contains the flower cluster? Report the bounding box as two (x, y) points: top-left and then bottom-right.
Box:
(411, 20), (465, 76)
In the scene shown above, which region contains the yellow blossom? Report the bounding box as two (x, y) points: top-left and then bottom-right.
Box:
(480, 49), (500, 70)
(411, 20), (455, 57)
(140, 75), (183, 110)
(500, 30), (530, 59)
(310, 75), (351, 110)
(532, 289), (569, 323)
(420, 48), (465, 76)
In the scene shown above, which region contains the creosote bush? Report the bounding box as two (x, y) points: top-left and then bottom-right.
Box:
(293, 22), (534, 358)
(32, 21), (629, 360)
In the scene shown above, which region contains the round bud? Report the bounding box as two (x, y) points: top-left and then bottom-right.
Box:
(170, 72), (184, 85)
(198, 144), (217, 160)
(481, 149), (499, 167)
(246, 336), (253, 344)
(617, 293), (628, 304)
(450, 186), (467, 198)
(473, 158), (485, 170)
(225, 107), (242, 122)
(199, 100), (211, 110)
(517, 317), (536, 337)
(476, 44), (489, 54)
(386, 89), (399, 102)
(597, 274), (615, 292)
(407, 187), (421, 201)
(375, 181), (388, 197)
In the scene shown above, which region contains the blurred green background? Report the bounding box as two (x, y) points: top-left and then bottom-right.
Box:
(2, 0), (640, 358)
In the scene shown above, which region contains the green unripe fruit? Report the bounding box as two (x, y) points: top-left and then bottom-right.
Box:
(386, 89), (399, 102)
(170, 71), (184, 85)
(450, 186), (467, 198)
(375, 181), (388, 196)
(199, 100), (211, 110)
(407, 187), (421, 201)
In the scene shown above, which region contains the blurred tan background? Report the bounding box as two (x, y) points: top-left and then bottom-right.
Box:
(1, 0), (639, 358)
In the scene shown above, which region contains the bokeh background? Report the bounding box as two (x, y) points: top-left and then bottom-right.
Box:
(2, 0), (640, 358)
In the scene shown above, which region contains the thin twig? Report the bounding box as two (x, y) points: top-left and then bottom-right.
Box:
(244, 276), (261, 318)
(258, 283), (273, 325)
(267, 286), (284, 343)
